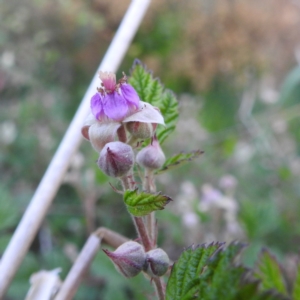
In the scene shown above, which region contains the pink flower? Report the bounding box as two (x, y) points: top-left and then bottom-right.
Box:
(81, 71), (165, 153)
(91, 71), (140, 122)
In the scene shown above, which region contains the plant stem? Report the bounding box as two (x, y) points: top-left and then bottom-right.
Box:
(144, 168), (156, 244)
(153, 277), (166, 300)
(122, 171), (165, 299)
(145, 212), (156, 245)
(132, 216), (153, 252)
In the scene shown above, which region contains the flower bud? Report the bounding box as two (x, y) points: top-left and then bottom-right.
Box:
(125, 122), (154, 140)
(144, 248), (169, 277)
(136, 135), (165, 169)
(98, 141), (134, 177)
(103, 241), (146, 278)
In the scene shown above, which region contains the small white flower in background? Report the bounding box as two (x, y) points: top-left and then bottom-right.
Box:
(182, 211), (199, 228)
(199, 184), (238, 216)
(0, 121), (17, 145)
(199, 182), (244, 241)
(1, 51), (15, 68)
(234, 141), (255, 163)
(219, 174), (237, 194)
(198, 184), (223, 212)
(175, 181), (198, 213)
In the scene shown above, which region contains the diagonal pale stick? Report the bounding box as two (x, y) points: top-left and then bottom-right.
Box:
(0, 0), (151, 296)
(54, 227), (129, 300)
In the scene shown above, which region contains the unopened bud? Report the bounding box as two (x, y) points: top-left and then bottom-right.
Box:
(98, 141), (134, 177)
(126, 122), (154, 140)
(144, 248), (169, 277)
(136, 135), (165, 169)
(103, 241), (146, 278)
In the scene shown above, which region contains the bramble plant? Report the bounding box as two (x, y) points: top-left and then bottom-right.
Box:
(79, 60), (300, 300)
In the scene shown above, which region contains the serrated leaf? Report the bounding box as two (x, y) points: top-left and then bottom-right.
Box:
(155, 90), (178, 144)
(254, 249), (287, 296)
(129, 60), (178, 143)
(166, 242), (224, 300)
(156, 150), (204, 175)
(197, 242), (247, 300)
(292, 264), (300, 300)
(123, 189), (172, 217)
(166, 242), (288, 300)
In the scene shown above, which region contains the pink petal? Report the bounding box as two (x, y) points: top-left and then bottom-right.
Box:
(120, 84), (140, 108)
(91, 93), (104, 120)
(103, 92), (128, 121)
(123, 101), (165, 125)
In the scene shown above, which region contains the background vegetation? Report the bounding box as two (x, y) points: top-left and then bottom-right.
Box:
(1, 0), (300, 298)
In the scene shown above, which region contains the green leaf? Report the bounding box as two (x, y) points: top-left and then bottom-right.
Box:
(166, 242), (224, 300)
(166, 243), (286, 300)
(123, 189), (172, 217)
(156, 150), (204, 174)
(156, 90), (178, 144)
(197, 242), (247, 300)
(254, 249), (287, 296)
(129, 60), (179, 143)
(292, 264), (300, 300)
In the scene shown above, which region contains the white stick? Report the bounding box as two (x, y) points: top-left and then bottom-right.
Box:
(0, 0), (151, 296)
(54, 234), (101, 300)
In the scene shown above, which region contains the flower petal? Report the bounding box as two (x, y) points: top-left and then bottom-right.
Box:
(123, 101), (165, 125)
(81, 113), (97, 140)
(120, 84), (140, 108)
(91, 93), (104, 120)
(99, 71), (116, 91)
(88, 122), (121, 152)
(103, 92), (128, 121)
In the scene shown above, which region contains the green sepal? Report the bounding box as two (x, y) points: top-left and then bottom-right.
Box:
(156, 150), (204, 175)
(123, 189), (172, 217)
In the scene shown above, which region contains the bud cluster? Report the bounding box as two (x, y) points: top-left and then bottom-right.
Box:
(103, 241), (169, 278)
(81, 71), (166, 178)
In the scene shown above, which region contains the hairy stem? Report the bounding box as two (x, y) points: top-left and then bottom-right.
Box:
(132, 216), (152, 252)
(144, 168), (156, 244)
(120, 172), (136, 191)
(153, 277), (166, 300)
(121, 162), (165, 299)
